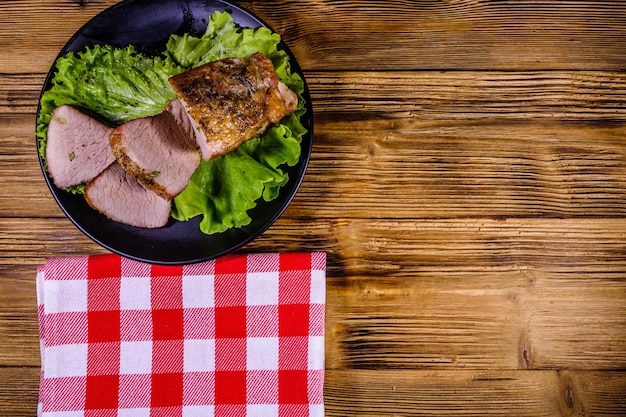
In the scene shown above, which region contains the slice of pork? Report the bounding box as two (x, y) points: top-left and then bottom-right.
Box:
(168, 52), (298, 161)
(109, 101), (201, 201)
(166, 98), (206, 149)
(85, 162), (171, 228)
(45, 105), (115, 188)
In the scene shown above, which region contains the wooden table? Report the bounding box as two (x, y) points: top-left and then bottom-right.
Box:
(2, 0), (626, 415)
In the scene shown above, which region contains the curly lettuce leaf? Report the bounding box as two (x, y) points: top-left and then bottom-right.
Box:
(171, 144), (287, 235)
(164, 11), (281, 69)
(36, 11), (307, 235)
(171, 123), (301, 233)
(167, 12), (307, 234)
(37, 45), (178, 148)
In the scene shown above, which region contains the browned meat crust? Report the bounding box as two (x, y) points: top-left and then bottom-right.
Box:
(168, 52), (298, 161)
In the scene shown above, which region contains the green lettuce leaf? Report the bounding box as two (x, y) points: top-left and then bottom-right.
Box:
(171, 122), (300, 234)
(166, 12), (307, 234)
(37, 45), (178, 147)
(164, 11), (282, 69)
(171, 143), (288, 235)
(36, 11), (307, 234)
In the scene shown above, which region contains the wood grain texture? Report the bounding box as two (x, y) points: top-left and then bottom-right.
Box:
(5, 70), (626, 117)
(0, 0), (113, 74)
(324, 370), (626, 416)
(1, 0), (626, 415)
(0, 367), (40, 417)
(2, 0), (626, 73)
(308, 71), (626, 120)
(0, 265), (40, 367)
(241, 0), (626, 71)
(263, 218), (626, 370)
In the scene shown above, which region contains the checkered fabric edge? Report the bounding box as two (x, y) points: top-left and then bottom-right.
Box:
(36, 252), (326, 417)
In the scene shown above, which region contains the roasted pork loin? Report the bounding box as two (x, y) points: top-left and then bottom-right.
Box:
(109, 100), (201, 201)
(168, 52), (298, 161)
(85, 162), (171, 228)
(46, 105), (115, 188)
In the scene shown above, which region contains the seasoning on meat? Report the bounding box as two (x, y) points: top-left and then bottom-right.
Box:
(45, 105), (115, 188)
(85, 162), (171, 228)
(46, 52), (299, 229)
(168, 52), (298, 161)
(109, 100), (201, 201)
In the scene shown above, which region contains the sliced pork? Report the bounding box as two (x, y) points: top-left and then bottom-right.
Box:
(45, 105), (115, 188)
(85, 162), (171, 228)
(109, 101), (201, 201)
(168, 52), (298, 161)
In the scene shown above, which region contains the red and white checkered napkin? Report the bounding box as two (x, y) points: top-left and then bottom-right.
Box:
(36, 252), (326, 417)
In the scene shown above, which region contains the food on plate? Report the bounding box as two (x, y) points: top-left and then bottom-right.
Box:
(85, 162), (171, 228)
(45, 105), (115, 189)
(46, 52), (297, 229)
(37, 11), (307, 234)
(58, 51), (297, 229)
(109, 99), (201, 201)
(169, 52), (298, 161)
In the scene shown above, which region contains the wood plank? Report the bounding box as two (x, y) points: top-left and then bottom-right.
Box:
(0, 367), (39, 417)
(5, 217), (626, 275)
(8, 70), (626, 119)
(0, 217), (104, 264)
(0, 265), (40, 366)
(240, 0), (626, 71)
(241, 0), (626, 71)
(324, 369), (626, 416)
(301, 117), (626, 219)
(325, 274), (626, 371)
(8, 70), (626, 117)
(0, 74), (45, 114)
(308, 71), (626, 120)
(0, 114), (60, 217)
(567, 371), (626, 416)
(308, 219), (626, 370)
(0, 0), (116, 74)
(3, 1), (626, 72)
(12, 113), (626, 219)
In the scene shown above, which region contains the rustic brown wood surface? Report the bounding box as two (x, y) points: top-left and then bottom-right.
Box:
(1, 0), (626, 415)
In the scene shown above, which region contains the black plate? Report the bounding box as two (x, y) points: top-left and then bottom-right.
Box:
(36, 0), (312, 265)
